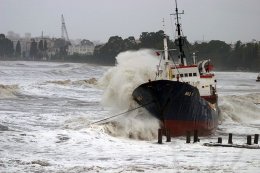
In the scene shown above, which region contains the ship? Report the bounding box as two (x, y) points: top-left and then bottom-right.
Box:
(256, 73), (260, 82)
(132, 0), (219, 136)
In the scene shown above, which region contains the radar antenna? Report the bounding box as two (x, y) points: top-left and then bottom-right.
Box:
(171, 0), (187, 66)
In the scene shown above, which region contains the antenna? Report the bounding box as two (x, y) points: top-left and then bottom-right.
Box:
(162, 18), (166, 33)
(61, 14), (70, 43)
(171, 0), (186, 66)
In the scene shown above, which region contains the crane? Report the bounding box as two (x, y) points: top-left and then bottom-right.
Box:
(61, 14), (70, 44)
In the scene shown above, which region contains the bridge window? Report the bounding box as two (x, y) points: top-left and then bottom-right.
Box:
(189, 73), (192, 77)
(193, 73), (197, 76)
(185, 73), (188, 77)
(180, 74), (184, 77)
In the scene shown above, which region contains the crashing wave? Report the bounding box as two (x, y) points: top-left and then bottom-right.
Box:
(98, 49), (158, 110)
(0, 84), (19, 98)
(45, 78), (97, 87)
(96, 50), (161, 140)
(46, 80), (71, 85)
(219, 93), (260, 123)
(63, 117), (91, 130)
(72, 78), (98, 86)
(98, 110), (160, 141)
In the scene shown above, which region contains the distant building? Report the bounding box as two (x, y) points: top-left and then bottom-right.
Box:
(7, 31), (20, 40)
(4, 30), (95, 59)
(6, 31), (30, 58)
(68, 39), (94, 55)
(19, 38), (31, 58)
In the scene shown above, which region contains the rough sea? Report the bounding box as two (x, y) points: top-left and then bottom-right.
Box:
(1, 50), (260, 173)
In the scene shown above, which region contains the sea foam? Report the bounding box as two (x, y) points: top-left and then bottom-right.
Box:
(0, 84), (19, 98)
(98, 49), (159, 110)
(97, 50), (161, 140)
(219, 93), (260, 123)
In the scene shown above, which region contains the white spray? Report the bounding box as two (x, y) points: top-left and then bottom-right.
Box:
(219, 93), (260, 123)
(98, 49), (160, 110)
(97, 49), (161, 140)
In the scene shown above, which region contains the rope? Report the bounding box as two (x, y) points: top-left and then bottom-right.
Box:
(90, 101), (154, 125)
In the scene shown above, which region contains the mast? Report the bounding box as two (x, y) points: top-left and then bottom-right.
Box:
(172, 0), (187, 66)
(163, 18), (169, 62)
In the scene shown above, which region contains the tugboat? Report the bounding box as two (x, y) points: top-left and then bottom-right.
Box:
(132, 0), (219, 136)
(256, 73), (260, 82)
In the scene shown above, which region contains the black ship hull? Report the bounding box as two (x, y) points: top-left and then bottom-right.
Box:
(132, 80), (219, 136)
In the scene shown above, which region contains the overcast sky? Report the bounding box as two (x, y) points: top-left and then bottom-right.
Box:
(1, 0), (260, 43)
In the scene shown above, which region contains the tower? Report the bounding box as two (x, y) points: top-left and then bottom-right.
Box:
(61, 14), (70, 43)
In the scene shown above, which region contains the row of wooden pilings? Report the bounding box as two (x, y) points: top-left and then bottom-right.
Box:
(158, 129), (259, 145)
(158, 129), (201, 144)
(218, 133), (259, 145)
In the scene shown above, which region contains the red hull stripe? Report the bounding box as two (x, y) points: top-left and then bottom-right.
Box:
(200, 74), (214, 78)
(172, 65), (198, 69)
(201, 95), (216, 99)
(164, 120), (217, 136)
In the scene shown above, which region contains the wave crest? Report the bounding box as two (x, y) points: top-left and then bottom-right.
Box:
(46, 78), (97, 87)
(93, 110), (160, 140)
(46, 80), (71, 85)
(98, 49), (159, 110)
(219, 93), (260, 123)
(0, 84), (19, 98)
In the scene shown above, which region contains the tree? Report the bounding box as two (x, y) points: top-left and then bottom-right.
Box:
(38, 40), (44, 51)
(0, 34), (14, 58)
(43, 40), (48, 51)
(139, 30), (166, 49)
(53, 38), (69, 59)
(30, 39), (38, 59)
(15, 40), (21, 57)
(123, 36), (138, 50)
(191, 40), (231, 69)
(0, 34), (5, 57)
(104, 36), (124, 55)
(0, 34), (5, 40)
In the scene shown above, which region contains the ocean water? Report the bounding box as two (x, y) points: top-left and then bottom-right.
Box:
(1, 51), (260, 173)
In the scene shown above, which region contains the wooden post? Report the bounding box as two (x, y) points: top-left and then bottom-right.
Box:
(162, 129), (166, 136)
(228, 133), (233, 144)
(247, 135), (252, 145)
(186, 131), (191, 143)
(166, 129), (171, 142)
(194, 130), (198, 143)
(217, 137), (222, 144)
(158, 129), (162, 144)
(254, 134), (259, 144)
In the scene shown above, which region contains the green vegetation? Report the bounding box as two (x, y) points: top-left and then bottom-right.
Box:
(91, 31), (174, 65)
(90, 31), (259, 71)
(0, 34), (14, 58)
(191, 40), (260, 71)
(92, 36), (139, 64)
(0, 32), (259, 71)
(15, 40), (21, 57)
(29, 39), (38, 59)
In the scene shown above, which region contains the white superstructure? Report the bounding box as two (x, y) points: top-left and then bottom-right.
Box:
(156, 0), (217, 99)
